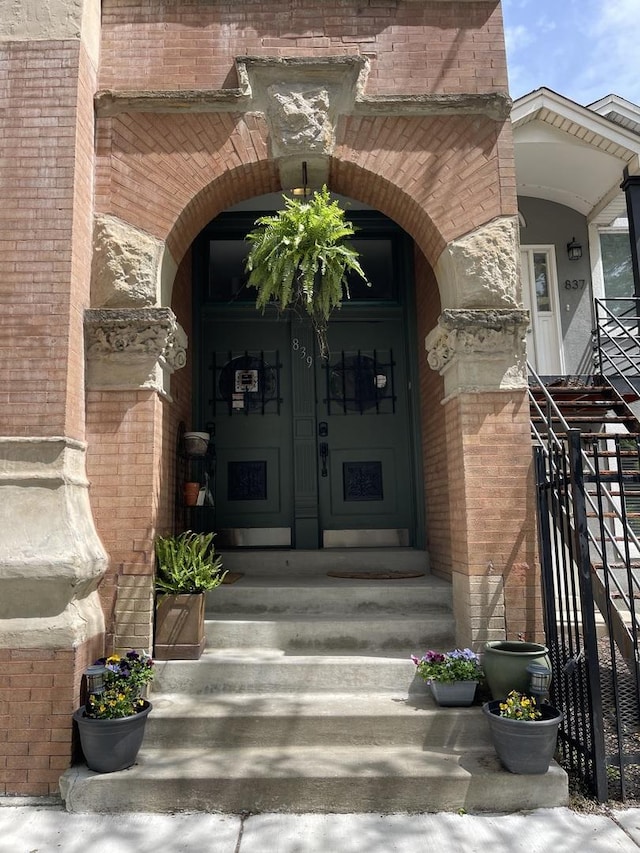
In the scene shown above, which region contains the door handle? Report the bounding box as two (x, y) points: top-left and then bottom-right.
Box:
(319, 442), (329, 477)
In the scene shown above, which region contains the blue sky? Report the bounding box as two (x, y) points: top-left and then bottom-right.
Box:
(502, 0), (640, 106)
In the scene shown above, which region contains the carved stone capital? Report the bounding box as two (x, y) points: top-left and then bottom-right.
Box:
(425, 308), (529, 398)
(85, 308), (188, 395)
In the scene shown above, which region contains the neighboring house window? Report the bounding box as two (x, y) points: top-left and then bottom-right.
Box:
(600, 229), (634, 315)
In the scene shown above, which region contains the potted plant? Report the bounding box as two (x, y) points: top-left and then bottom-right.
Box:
(411, 648), (483, 706)
(483, 639), (551, 700)
(154, 530), (226, 660)
(483, 690), (564, 774)
(244, 185), (369, 359)
(73, 650), (155, 773)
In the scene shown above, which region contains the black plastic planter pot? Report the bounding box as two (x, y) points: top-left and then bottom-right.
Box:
(73, 700), (152, 773)
(483, 699), (563, 774)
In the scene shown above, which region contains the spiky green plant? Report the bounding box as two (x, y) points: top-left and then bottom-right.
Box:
(244, 186), (369, 358)
(154, 531), (225, 594)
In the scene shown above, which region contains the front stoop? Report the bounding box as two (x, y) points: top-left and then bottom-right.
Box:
(60, 554), (568, 813)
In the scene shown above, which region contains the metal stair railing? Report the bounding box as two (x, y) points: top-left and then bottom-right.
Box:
(530, 361), (640, 800)
(594, 297), (640, 400)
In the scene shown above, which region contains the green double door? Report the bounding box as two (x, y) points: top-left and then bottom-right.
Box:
(199, 309), (416, 548)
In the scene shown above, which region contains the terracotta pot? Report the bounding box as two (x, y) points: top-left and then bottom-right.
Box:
(183, 482), (200, 506)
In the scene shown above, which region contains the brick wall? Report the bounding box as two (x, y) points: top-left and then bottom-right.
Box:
(0, 638), (103, 796)
(99, 0), (507, 96)
(0, 38), (96, 439)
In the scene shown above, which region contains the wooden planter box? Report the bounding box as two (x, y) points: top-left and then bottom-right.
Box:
(154, 593), (206, 660)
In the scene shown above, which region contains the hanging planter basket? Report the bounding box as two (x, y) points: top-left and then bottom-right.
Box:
(244, 186), (369, 359)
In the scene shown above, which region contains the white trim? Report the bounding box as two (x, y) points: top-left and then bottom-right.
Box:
(520, 244), (565, 374)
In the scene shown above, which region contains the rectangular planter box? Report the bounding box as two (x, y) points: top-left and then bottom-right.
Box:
(154, 593), (206, 660)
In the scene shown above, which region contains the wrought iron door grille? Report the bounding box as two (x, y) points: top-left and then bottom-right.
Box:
(323, 350), (396, 415)
(210, 350), (282, 416)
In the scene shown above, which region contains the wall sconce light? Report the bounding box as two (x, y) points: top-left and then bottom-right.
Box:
(567, 237), (582, 261)
(291, 161), (309, 198)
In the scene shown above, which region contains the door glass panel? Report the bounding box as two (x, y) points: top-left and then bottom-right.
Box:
(212, 351), (282, 415)
(324, 351), (396, 414)
(601, 231), (634, 317)
(533, 252), (551, 313)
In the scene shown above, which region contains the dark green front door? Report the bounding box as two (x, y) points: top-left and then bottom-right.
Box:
(199, 308), (414, 548)
(194, 208), (418, 549)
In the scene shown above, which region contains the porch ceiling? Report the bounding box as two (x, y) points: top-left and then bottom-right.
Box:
(512, 88), (640, 226)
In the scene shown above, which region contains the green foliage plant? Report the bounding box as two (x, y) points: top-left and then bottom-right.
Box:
(411, 648), (483, 683)
(244, 186), (369, 358)
(155, 530), (226, 594)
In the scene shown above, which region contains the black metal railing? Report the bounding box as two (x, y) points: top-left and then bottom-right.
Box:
(594, 298), (640, 399)
(530, 362), (640, 801)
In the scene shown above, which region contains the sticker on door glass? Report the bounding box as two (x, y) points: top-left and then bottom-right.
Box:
(235, 369), (258, 393)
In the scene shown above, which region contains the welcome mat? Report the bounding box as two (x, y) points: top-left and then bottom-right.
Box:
(221, 572), (244, 584)
(327, 571), (425, 580)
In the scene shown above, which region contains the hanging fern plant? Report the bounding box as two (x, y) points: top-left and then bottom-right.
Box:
(244, 186), (369, 359)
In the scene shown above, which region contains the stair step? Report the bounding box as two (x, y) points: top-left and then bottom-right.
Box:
(152, 650), (429, 695)
(217, 548), (430, 574)
(144, 692), (490, 749)
(60, 745), (568, 814)
(208, 576), (451, 617)
(205, 615), (454, 652)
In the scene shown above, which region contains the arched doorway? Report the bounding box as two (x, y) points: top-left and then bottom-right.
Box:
(189, 195), (423, 549)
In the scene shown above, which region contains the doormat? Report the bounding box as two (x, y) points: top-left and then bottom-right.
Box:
(327, 571), (425, 580)
(221, 572), (244, 584)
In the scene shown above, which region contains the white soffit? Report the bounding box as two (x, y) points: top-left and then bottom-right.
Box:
(512, 88), (640, 222)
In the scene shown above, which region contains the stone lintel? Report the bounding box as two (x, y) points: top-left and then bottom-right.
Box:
(84, 307), (187, 395)
(425, 308), (529, 399)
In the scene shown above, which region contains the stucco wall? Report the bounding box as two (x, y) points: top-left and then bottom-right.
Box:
(518, 196), (593, 375)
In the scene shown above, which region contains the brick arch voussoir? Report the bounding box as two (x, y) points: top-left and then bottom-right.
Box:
(165, 160), (280, 272)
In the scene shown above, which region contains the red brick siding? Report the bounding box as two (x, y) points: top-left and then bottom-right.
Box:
(0, 638), (103, 795)
(0, 40), (95, 438)
(99, 1), (507, 97)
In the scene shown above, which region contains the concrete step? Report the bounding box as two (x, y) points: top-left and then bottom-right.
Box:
(207, 576), (451, 617)
(60, 745), (568, 814)
(217, 548), (430, 574)
(143, 692), (491, 750)
(152, 650), (430, 695)
(204, 615), (454, 652)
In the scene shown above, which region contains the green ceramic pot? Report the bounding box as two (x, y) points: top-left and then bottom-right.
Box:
(483, 641), (551, 700)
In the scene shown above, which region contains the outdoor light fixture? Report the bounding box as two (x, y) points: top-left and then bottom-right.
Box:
(527, 663), (552, 702)
(84, 663), (107, 701)
(567, 236), (582, 261)
(291, 161), (309, 197)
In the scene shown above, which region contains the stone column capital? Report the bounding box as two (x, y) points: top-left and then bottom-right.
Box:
(85, 307), (187, 395)
(425, 308), (529, 399)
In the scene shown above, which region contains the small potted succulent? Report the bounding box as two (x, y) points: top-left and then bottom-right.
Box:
(73, 650), (155, 773)
(483, 689), (564, 774)
(411, 648), (483, 706)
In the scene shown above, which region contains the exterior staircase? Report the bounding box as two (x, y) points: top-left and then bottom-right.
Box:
(60, 550), (568, 814)
(529, 375), (640, 666)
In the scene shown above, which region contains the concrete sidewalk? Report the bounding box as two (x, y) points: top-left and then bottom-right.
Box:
(3, 801), (640, 853)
